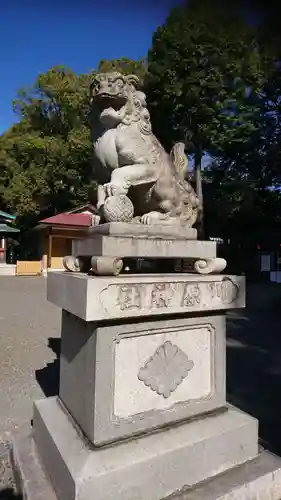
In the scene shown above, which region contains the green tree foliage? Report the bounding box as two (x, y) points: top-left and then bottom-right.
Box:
(201, 2), (281, 244)
(145, 0), (266, 235)
(98, 57), (147, 83)
(204, 162), (281, 238)
(1, 59), (144, 228)
(1, 66), (95, 226)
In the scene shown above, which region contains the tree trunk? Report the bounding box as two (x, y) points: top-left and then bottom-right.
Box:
(194, 149), (204, 239)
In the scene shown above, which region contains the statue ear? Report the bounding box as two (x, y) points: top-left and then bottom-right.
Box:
(135, 91), (146, 106)
(125, 74), (140, 89)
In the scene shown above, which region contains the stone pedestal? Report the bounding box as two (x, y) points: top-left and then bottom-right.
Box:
(12, 269), (281, 500)
(58, 311), (227, 445)
(63, 223), (227, 276)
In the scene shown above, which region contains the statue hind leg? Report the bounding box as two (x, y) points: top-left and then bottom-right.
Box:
(140, 210), (197, 226)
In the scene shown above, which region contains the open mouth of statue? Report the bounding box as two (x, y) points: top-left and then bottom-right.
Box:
(96, 93), (127, 111)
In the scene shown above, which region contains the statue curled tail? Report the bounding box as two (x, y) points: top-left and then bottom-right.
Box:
(170, 142), (201, 227)
(170, 142), (188, 181)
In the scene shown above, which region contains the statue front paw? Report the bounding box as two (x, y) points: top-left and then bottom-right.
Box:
(140, 211), (164, 225)
(104, 183), (119, 197)
(104, 182), (129, 197)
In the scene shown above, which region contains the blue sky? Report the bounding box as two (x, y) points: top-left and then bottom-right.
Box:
(0, 0), (181, 134)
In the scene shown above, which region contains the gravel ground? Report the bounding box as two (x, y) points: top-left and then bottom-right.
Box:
(0, 277), (61, 439)
(0, 441), (15, 491)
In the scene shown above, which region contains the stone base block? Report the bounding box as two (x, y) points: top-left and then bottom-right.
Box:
(22, 397), (259, 500)
(12, 425), (57, 500)
(72, 233), (216, 259)
(172, 451), (281, 500)
(58, 313), (227, 446)
(47, 272), (245, 321)
(87, 222), (198, 240)
(12, 428), (281, 500)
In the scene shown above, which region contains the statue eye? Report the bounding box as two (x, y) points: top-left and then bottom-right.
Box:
(115, 79), (123, 87)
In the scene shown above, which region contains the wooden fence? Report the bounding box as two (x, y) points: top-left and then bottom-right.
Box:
(16, 261), (42, 276)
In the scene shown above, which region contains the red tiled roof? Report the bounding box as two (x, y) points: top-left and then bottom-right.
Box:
(40, 213), (92, 227)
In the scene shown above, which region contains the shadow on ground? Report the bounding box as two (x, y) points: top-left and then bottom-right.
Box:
(0, 489), (22, 500)
(227, 283), (281, 456)
(35, 337), (61, 398)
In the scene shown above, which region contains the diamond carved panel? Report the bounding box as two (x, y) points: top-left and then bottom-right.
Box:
(138, 341), (194, 398)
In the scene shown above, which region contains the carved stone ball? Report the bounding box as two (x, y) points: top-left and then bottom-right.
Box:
(103, 194), (134, 222)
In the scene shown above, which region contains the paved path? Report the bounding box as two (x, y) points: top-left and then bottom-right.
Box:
(0, 277), (60, 439)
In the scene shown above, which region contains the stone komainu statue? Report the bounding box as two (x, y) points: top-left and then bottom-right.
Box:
(90, 72), (200, 226)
